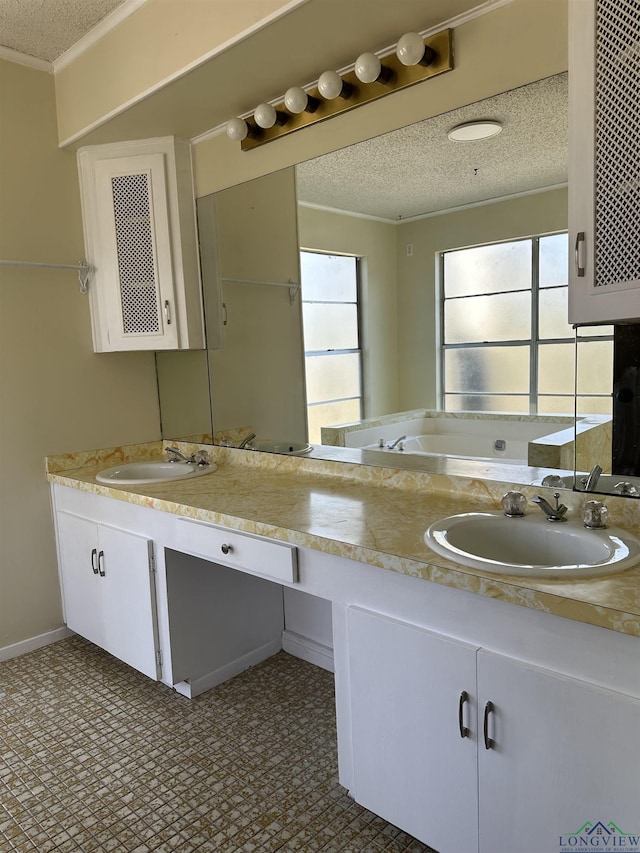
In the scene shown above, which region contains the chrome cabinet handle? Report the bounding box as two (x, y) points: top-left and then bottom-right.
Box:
(98, 550), (106, 577)
(91, 548), (99, 575)
(164, 300), (172, 325)
(221, 543), (233, 556)
(458, 691), (470, 738)
(575, 231), (586, 277)
(483, 701), (495, 750)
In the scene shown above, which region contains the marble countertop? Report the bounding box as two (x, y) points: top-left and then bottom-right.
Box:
(46, 441), (640, 638)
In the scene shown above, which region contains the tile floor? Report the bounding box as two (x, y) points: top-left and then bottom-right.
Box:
(0, 638), (434, 852)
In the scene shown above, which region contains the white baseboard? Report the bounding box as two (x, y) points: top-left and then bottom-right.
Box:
(173, 638), (283, 698)
(282, 629), (334, 673)
(0, 626), (73, 663)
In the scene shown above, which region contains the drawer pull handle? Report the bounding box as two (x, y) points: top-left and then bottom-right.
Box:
(91, 548), (99, 575)
(221, 543), (233, 555)
(483, 701), (495, 750)
(458, 690), (470, 738)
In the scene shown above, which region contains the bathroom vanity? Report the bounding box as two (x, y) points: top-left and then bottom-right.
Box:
(47, 443), (640, 853)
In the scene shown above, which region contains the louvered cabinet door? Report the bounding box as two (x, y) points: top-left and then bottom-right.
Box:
(93, 153), (179, 351)
(568, 0), (640, 323)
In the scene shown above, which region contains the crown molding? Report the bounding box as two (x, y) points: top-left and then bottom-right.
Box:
(0, 45), (52, 73)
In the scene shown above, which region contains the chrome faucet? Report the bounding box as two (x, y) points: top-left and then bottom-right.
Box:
(532, 492), (568, 522)
(583, 464), (603, 491)
(166, 446), (192, 462)
(166, 446), (210, 466)
(386, 434), (407, 450)
(237, 432), (256, 450)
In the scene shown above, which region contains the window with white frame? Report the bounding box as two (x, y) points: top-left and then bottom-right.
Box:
(300, 251), (362, 444)
(440, 233), (613, 416)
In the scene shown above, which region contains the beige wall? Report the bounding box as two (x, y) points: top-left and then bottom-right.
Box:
(54, 0), (299, 144)
(297, 205), (399, 419)
(396, 187), (569, 410)
(0, 60), (161, 652)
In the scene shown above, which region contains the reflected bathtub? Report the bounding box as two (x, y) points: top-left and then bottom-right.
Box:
(364, 433), (527, 465)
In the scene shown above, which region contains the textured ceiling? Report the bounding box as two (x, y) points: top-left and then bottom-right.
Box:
(296, 73), (568, 220)
(0, 0), (126, 61)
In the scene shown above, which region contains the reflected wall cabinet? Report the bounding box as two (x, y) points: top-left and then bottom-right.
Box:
(77, 137), (205, 352)
(568, 0), (640, 323)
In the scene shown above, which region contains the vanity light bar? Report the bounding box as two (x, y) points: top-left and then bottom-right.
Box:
(234, 28), (453, 151)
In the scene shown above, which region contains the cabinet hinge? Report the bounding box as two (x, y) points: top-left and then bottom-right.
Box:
(149, 545), (156, 573)
(156, 649), (162, 669)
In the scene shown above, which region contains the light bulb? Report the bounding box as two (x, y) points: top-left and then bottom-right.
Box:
(355, 52), (382, 83)
(226, 117), (249, 141)
(318, 70), (346, 100)
(396, 32), (426, 66)
(254, 103), (277, 129)
(284, 86), (309, 114)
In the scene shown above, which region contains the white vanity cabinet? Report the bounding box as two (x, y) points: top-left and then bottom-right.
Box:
(77, 137), (205, 352)
(55, 510), (160, 681)
(568, 0), (640, 323)
(346, 606), (640, 853)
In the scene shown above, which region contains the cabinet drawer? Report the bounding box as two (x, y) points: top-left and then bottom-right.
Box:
(176, 518), (297, 583)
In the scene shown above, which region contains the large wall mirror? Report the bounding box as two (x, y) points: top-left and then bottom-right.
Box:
(155, 70), (637, 497)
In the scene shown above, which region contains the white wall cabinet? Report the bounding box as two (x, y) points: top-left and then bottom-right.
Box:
(568, 0), (640, 323)
(56, 511), (160, 681)
(78, 137), (205, 352)
(347, 606), (640, 853)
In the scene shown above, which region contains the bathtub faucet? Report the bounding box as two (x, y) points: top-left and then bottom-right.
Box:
(386, 435), (407, 451)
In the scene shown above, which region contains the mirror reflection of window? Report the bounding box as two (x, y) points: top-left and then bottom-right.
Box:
(300, 251), (362, 443)
(440, 233), (613, 415)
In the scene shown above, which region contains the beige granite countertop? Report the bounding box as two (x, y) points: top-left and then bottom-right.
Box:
(46, 441), (640, 638)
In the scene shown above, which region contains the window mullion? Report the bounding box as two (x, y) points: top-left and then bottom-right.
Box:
(530, 237), (540, 415)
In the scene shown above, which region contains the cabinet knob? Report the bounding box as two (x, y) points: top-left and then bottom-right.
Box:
(221, 543), (233, 556)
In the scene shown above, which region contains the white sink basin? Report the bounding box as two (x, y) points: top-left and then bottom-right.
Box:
(96, 461), (215, 486)
(249, 440), (312, 455)
(424, 512), (640, 578)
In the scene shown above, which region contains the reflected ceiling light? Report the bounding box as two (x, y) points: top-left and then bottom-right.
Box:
(254, 102), (287, 129)
(447, 120), (503, 141)
(318, 70), (353, 100)
(284, 86), (319, 114)
(354, 52), (392, 84)
(396, 32), (436, 67)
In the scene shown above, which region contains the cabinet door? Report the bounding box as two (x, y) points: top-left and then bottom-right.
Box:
(97, 523), (160, 681)
(56, 512), (103, 647)
(477, 650), (640, 853)
(56, 512), (160, 681)
(568, 0), (640, 323)
(93, 153), (179, 351)
(348, 607), (479, 853)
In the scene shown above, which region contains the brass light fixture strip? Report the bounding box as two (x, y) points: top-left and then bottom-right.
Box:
(240, 28), (453, 151)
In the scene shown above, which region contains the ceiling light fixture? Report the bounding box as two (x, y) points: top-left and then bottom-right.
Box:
(226, 28), (454, 149)
(447, 120), (503, 141)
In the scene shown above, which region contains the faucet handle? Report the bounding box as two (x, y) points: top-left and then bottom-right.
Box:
(501, 491), (527, 517)
(583, 499), (608, 529)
